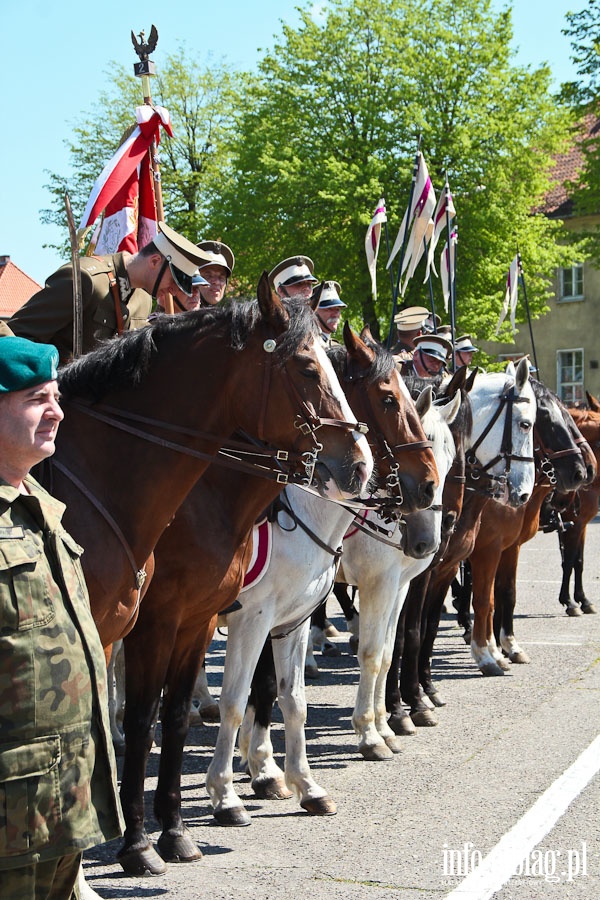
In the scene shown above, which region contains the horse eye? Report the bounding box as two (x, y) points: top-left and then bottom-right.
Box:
(302, 365), (320, 380)
(382, 395), (398, 409)
(520, 421), (533, 432)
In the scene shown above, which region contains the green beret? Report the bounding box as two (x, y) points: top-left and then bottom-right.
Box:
(0, 337), (59, 394)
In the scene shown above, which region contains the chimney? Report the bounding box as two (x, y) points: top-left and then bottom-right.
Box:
(0, 256), (10, 267)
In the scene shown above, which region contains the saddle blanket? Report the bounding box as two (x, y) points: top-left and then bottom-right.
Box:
(241, 517), (272, 592)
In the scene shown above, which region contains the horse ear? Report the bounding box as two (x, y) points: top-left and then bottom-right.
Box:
(505, 360), (516, 377)
(438, 391), (461, 425)
(586, 390), (600, 412)
(257, 271), (288, 327)
(343, 322), (375, 370)
(310, 282), (324, 312)
(415, 385), (433, 419)
(464, 367), (478, 392)
(444, 366), (467, 399)
(360, 323), (374, 344)
(515, 356), (530, 390)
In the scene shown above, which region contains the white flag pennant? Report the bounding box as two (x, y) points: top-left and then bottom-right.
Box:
(365, 198), (387, 300)
(387, 152), (436, 296)
(425, 183), (456, 282)
(440, 229), (458, 313)
(496, 254), (520, 335)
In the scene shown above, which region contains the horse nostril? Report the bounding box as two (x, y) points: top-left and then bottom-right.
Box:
(355, 461), (370, 488)
(519, 492), (530, 505)
(418, 480), (435, 508)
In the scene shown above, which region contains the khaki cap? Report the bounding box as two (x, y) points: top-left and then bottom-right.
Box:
(394, 305), (429, 331)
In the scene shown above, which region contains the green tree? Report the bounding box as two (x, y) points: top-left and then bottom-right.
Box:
(212, 0), (575, 340)
(42, 48), (247, 257)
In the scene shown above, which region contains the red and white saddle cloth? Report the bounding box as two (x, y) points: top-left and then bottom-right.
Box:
(240, 517), (273, 593)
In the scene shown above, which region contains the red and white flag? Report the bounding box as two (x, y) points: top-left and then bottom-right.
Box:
(365, 198), (387, 299)
(387, 152), (436, 296)
(425, 181), (456, 281)
(496, 254), (520, 335)
(78, 106), (173, 254)
(440, 228), (458, 312)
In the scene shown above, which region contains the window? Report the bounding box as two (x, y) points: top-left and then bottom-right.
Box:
(557, 349), (584, 403)
(559, 264), (584, 301)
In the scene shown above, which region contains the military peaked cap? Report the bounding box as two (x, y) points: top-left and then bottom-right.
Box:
(154, 222), (213, 296)
(413, 333), (453, 363)
(315, 281), (347, 309)
(393, 306), (429, 332)
(268, 256), (318, 290)
(196, 241), (235, 276)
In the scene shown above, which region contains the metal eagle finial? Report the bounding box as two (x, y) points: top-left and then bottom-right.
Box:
(131, 25), (159, 62)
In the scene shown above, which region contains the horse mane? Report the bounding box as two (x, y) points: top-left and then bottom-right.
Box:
(327, 339), (395, 386)
(58, 298), (318, 402)
(404, 374), (473, 442)
(530, 377), (561, 407)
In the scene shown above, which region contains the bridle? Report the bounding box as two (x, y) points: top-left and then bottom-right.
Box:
(465, 384), (534, 499)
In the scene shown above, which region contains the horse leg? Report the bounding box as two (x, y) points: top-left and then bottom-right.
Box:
(385, 603), (415, 736)
(574, 525), (596, 613)
(304, 628), (320, 679)
(107, 639), (126, 756)
(402, 571), (438, 727)
(494, 544), (530, 664)
(419, 575), (455, 707)
(206, 615), (275, 826)
(452, 560), (473, 643)
(190, 658), (220, 725)
(558, 525), (582, 616)
(272, 625), (336, 815)
(372, 590), (409, 754)
(470, 550), (509, 676)
(332, 582), (359, 652)
(245, 639), (292, 800)
(153, 638), (209, 864)
(118, 635), (171, 876)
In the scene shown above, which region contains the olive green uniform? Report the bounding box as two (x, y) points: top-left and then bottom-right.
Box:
(8, 254), (151, 363)
(0, 476), (123, 888)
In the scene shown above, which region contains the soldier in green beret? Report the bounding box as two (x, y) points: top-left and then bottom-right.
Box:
(0, 337), (123, 898)
(8, 222), (212, 364)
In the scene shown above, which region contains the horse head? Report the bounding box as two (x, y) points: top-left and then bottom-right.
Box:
(324, 324), (439, 513)
(531, 380), (588, 493)
(465, 358), (536, 507)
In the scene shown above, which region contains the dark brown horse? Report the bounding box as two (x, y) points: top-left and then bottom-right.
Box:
(546, 395), (600, 615)
(117, 325), (438, 874)
(49, 275), (371, 650)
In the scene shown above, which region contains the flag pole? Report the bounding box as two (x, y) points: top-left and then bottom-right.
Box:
(518, 251), (541, 379)
(383, 218), (397, 310)
(386, 140), (421, 349)
(132, 26), (172, 312)
(424, 236), (438, 333)
(442, 174), (457, 369)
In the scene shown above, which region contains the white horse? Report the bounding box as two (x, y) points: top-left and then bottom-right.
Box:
(205, 389), (459, 824)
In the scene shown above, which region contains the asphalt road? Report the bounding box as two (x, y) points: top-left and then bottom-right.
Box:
(85, 518), (600, 899)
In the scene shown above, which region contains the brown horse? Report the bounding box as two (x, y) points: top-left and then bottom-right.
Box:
(117, 325), (439, 874)
(48, 275), (371, 650)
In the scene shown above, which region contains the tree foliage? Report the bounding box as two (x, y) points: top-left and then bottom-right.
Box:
(211, 0), (574, 339)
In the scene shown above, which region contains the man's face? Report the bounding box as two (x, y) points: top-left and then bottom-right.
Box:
(316, 305), (343, 335)
(413, 349), (445, 377)
(198, 265), (228, 306)
(277, 280), (314, 301)
(0, 380), (63, 483)
(397, 327), (422, 349)
(457, 350), (474, 367)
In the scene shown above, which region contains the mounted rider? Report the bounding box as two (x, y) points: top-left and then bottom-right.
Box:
(397, 332), (452, 378)
(268, 255), (318, 302)
(313, 280), (347, 347)
(390, 306), (429, 361)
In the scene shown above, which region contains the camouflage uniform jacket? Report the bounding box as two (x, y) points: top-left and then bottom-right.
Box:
(0, 476), (123, 870)
(8, 253), (151, 364)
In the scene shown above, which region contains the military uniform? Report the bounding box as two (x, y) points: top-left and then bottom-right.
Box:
(8, 254), (151, 364)
(0, 476), (123, 880)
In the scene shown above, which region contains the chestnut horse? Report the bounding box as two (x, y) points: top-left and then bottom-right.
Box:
(115, 326), (398, 876)
(49, 275), (370, 649)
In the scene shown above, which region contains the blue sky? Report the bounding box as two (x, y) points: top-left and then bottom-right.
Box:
(0, 0), (581, 285)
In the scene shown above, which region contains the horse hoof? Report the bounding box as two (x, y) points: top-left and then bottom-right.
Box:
(383, 735), (403, 753)
(349, 635), (359, 655)
(199, 702), (220, 722)
(213, 807), (252, 827)
(188, 706), (203, 726)
(411, 709), (438, 727)
(117, 844), (168, 876)
(479, 662), (506, 676)
(581, 600), (597, 614)
(324, 621), (341, 637)
(252, 776), (293, 800)
(301, 795), (337, 815)
(388, 713), (416, 736)
(463, 630), (472, 645)
(322, 642), (341, 657)
(427, 691), (446, 708)
(305, 664), (320, 679)
(497, 657), (511, 671)
(157, 830), (202, 863)
(510, 650), (530, 664)
(565, 604), (582, 617)
(359, 743), (394, 761)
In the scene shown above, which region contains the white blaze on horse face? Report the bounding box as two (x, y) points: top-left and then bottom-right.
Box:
(312, 339), (374, 478)
(469, 372), (536, 505)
